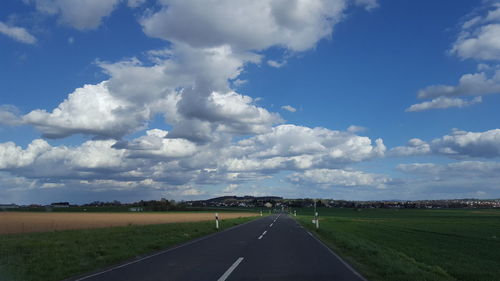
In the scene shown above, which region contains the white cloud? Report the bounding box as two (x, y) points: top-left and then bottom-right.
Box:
(0, 124), (386, 191)
(417, 71), (500, 99)
(231, 124), (385, 166)
(406, 96), (482, 112)
(281, 105), (297, 112)
(0, 22), (36, 44)
(0, 105), (22, 126)
(1, 0), (388, 201)
(391, 129), (500, 158)
(28, 0), (119, 30)
(451, 23), (500, 61)
(141, 0), (348, 52)
(398, 161), (500, 179)
(354, 0), (378, 11)
(267, 60), (287, 68)
(288, 168), (390, 188)
(410, 3), (500, 111)
(23, 82), (152, 139)
(390, 138), (430, 156)
(450, 3), (500, 61)
(347, 125), (367, 133)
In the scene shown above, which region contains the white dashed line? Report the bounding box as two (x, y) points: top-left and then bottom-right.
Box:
(258, 230), (268, 240)
(217, 257), (244, 281)
(270, 223), (273, 227)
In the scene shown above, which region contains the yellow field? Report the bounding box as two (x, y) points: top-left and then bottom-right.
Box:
(0, 212), (258, 234)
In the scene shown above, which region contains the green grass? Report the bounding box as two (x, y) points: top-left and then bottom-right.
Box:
(294, 208), (500, 281)
(0, 216), (257, 281)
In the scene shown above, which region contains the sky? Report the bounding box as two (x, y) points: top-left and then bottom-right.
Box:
(1, 0), (500, 204)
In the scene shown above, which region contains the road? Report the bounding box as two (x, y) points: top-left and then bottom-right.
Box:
(69, 214), (366, 281)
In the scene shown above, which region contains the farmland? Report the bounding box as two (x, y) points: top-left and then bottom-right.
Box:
(0, 211), (258, 234)
(0, 212), (259, 281)
(296, 208), (500, 281)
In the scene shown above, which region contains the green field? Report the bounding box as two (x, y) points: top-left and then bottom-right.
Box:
(0, 216), (257, 281)
(295, 208), (500, 281)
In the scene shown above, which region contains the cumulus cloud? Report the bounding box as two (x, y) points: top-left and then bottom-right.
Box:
(391, 129), (500, 158)
(229, 124), (386, 168)
(288, 168), (390, 188)
(141, 0), (349, 52)
(0, 105), (23, 126)
(406, 96), (482, 112)
(398, 161), (500, 180)
(0, 124), (386, 191)
(409, 3), (500, 111)
(23, 82), (152, 139)
(417, 71), (500, 99)
(268, 60), (287, 68)
(281, 105), (297, 112)
(390, 138), (430, 156)
(27, 0), (119, 30)
(1, 0), (386, 200)
(0, 22), (36, 44)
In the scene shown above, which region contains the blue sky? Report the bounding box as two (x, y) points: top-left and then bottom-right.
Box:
(1, 0), (500, 204)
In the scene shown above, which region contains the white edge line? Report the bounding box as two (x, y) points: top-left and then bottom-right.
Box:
(217, 257), (244, 281)
(71, 217), (262, 281)
(300, 224), (368, 281)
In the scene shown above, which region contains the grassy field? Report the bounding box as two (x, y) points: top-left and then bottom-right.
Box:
(0, 216), (257, 281)
(295, 208), (500, 281)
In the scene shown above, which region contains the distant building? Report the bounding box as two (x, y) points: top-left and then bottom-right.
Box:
(264, 202), (273, 208)
(0, 204), (19, 210)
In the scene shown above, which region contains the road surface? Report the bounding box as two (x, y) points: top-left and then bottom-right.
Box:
(69, 214), (366, 281)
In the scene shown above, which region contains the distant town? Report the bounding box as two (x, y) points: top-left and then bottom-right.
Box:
(1, 196), (500, 211)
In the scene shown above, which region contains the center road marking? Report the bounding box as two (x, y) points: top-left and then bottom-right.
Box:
(258, 230), (267, 240)
(269, 223), (273, 227)
(217, 257), (244, 281)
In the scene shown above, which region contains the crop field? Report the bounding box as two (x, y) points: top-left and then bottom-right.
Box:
(296, 208), (500, 281)
(0, 211), (258, 234)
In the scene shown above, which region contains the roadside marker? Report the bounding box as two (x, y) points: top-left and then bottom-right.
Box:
(215, 213), (219, 230)
(217, 257), (244, 281)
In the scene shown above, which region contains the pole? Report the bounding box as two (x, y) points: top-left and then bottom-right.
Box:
(260, 210), (262, 216)
(315, 211), (319, 230)
(215, 212), (219, 230)
(294, 210), (296, 217)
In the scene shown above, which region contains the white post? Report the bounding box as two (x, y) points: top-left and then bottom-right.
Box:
(315, 212), (319, 229)
(260, 211), (262, 216)
(294, 210), (297, 217)
(215, 212), (219, 230)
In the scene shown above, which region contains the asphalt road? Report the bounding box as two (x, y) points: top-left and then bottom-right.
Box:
(70, 214), (366, 281)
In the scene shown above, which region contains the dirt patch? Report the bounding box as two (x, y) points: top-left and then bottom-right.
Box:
(0, 212), (258, 234)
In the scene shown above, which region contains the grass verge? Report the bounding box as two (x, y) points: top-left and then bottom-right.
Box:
(0, 216), (257, 281)
(295, 208), (500, 281)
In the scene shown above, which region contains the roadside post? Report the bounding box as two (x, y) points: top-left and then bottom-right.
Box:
(315, 212), (319, 230)
(215, 212), (219, 230)
(294, 210), (297, 217)
(260, 210), (262, 216)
